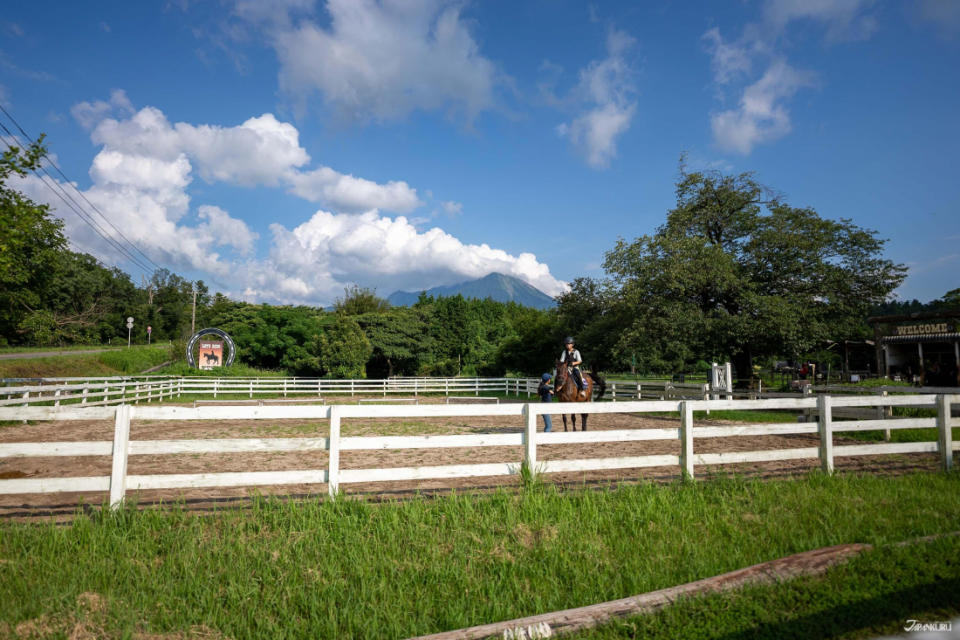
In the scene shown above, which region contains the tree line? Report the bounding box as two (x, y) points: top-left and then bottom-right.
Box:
(4, 138), (954, 378)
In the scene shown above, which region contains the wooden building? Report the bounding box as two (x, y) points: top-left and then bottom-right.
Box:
(867, 310), (960, 386)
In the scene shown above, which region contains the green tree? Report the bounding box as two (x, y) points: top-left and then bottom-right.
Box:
(0, 136), (69, 344)
(594, 168), (906, 377)
(356, 309), (426, 378)
(319, 314), (372, 378)
(334, 285), (390, 315)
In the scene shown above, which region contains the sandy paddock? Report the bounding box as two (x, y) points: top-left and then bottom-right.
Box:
(0, 397), (939, 520)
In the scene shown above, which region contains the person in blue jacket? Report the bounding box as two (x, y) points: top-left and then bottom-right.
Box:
(538, 373), (554, 432)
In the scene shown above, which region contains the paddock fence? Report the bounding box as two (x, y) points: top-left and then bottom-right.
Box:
(0, 394), (956, 509)
(0, 376), (542, 408)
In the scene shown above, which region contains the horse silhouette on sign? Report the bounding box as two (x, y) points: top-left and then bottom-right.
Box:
(554, 361), (606, 431)
(203, 352), (220, 365)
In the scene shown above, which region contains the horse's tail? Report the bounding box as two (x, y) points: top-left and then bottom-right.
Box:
(590, 371), (606, 400)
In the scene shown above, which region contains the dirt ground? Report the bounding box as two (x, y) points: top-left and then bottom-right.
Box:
(0, 396), (940, 520)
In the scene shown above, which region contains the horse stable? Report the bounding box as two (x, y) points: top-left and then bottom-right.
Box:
(868, 310), (960, 386)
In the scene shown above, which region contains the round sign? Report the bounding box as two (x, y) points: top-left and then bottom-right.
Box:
(185, 328), (237, 368)
(126, 317), (134, 324)
(147, 326), (152, 333)
(126, 322), (133, 329)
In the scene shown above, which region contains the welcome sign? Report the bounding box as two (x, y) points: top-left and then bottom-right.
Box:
(894, 323), (955, 336)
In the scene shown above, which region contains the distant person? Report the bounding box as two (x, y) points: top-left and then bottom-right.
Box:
(560, 336), (586, 398)
(538, 373), (554, 432)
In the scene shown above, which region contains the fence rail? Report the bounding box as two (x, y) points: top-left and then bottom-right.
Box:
(0, 394), (956, 508)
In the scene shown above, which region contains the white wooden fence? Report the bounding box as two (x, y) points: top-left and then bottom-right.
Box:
(0, 394), (956, 509)
(0, 376), (540, 407)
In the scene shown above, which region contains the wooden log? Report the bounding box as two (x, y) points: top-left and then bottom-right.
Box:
(407, 543), (871, 640)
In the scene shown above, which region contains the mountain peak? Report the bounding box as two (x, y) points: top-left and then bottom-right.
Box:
(387, 273), (556, 309)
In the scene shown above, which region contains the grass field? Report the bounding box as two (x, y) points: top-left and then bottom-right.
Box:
(1, 472), (958, 639)
(0, 346), (171, 378)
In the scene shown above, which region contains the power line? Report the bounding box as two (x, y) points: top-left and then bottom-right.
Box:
(0, 108), (161, 275)
(0, 125), (154, 274)
(0, 104), (162, 272)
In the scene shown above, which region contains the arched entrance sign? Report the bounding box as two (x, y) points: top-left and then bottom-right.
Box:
(186, 328), (237, 368)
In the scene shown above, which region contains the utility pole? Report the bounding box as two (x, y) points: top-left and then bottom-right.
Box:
(191, 287), (197, 335)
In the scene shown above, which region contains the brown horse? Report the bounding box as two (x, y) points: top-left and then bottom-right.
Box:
(554, 361), (606, 431)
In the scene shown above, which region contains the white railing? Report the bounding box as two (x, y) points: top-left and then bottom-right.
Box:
(0, 394), (956, 508)
(0, 376), (541, 407)
(605, 381), (710, 401)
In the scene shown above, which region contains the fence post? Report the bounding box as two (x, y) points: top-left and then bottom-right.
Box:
(523, 404), (537, 477)
(880, 390), (891, 441)
(725, 362), (733, 400)
(680, 401), (694, 479)
(475, 378), (479, 396)
(328, 405), (341, 498)
(937, 394), (953, 472)
(82, 385), (89, 405)
(54, 388), (60, 408)
(818, 395), (834, 474)
(611, 382), (617, 402)
(109, 404), (132, 508)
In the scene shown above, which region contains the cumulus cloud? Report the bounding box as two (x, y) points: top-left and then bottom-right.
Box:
(557, 29), (638, 169)
(711, 60), (816, 154)
(703, 0), (875, 153)
(77, 98), (419, 213)
(242, 210), (567, 304)
(286, 167), (421, 213)
(265, 0), (497, 123)
(31, 92), (562, 306)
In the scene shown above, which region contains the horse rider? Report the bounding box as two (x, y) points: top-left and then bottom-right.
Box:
(560, 336), (586, 398)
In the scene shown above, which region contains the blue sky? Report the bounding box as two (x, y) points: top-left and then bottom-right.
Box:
(1, 0), (958, 306)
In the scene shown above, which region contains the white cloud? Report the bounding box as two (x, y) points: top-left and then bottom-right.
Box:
(79, 97), (418, 213)
(196, 205), (259, 256)
(248, 210), (568, 304)
(702, 0), (874, 154)
(701, 28), (752, 85)
(558, 29), (638, 169)
(286, 166), (421, 213)
(90, 109), (309, 186)
(268, 0), (497, 123)
(440, 200), (462, 216)
(763, 0), (877, 42)
(711, 60), (816, 154)
(32, 93), (564, 306)
(70, 89), (134, 130)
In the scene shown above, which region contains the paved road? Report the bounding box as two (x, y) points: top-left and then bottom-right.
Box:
(0, 348), (120, 360)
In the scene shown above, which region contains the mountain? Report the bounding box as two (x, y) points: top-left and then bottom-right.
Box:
(387, 273), (557, 309)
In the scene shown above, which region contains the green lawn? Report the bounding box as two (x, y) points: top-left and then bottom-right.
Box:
(0, 345), (171, 378)
(1, 472), (958, 639)
(578, 534), (960, 639)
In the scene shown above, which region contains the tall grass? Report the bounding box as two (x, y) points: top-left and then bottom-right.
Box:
(1, 472), (959, 638)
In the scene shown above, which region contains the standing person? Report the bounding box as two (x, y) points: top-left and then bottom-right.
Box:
(538, 373), (554, 432)
(560, 337), (586, 398)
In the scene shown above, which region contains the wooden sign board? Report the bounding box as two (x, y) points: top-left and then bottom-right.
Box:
(198, 341), (223, 369)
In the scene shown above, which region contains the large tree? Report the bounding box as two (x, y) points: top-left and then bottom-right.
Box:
(594, 168), (906, 377)
(0, 137), (69, 343)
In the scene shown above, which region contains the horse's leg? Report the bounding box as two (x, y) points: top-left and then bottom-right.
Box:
(572, 413), (578, 431)
(581, 413), (588, 431)
(562, 413), (568, 432)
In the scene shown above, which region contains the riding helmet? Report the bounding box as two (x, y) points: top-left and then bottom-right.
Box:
(563, 336), (575, 345)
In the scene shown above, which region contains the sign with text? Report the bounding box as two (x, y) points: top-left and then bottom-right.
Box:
(895, 322), (954, 336)
(198, 340), (223, 369)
